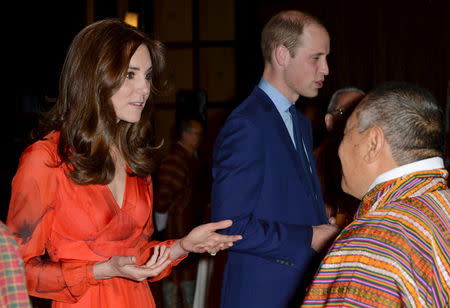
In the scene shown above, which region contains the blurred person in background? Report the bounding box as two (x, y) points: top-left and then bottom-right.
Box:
(314, 87), (365, 227)
(155, 117), (210, 308)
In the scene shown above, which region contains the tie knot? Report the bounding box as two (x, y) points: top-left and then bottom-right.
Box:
(289, 105), (297, 117)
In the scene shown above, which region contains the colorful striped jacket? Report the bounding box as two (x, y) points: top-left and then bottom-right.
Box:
(0, 221), (31, 308)
(302, 169), (450, 307)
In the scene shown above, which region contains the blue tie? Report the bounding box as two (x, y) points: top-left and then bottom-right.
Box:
(289, 105), (318, 201)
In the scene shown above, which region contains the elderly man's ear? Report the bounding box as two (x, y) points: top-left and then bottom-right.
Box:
(324, 114), (333, 131)
(363, 125), (386, 163)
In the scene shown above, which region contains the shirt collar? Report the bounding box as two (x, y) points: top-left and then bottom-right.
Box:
(368, 157), (444, 192)
(258, 79), (294, 113)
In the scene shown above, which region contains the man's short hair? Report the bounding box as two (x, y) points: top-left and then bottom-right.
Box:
(261, 10), (324, 63)
(327, 87), (365, 114)
(355, 81), (445, 165)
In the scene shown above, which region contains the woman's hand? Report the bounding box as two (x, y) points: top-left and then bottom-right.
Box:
(94, 245), (171, 281)
(170, 220), (243, 259)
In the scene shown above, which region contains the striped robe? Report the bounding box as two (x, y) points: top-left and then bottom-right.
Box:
(302, 169), (450, 307)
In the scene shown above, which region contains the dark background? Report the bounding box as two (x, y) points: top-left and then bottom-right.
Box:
(1, 0), (449, 221)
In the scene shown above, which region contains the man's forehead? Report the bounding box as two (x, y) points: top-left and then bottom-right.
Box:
(297, 24), (330, 51)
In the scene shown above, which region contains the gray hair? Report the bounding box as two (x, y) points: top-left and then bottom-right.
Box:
(355, 82), (444, 165)
(327, 87), (365, 113)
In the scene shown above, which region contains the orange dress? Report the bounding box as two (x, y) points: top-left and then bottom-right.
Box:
(7, 132), (184, 307)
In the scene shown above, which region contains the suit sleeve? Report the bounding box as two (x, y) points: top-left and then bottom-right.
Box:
(212, 115), (314, 268)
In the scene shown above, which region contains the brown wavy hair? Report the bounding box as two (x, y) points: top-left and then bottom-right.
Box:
(38, 19), (165, 185)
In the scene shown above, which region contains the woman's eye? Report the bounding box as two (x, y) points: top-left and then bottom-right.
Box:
(145, 73), (153, 81)
(126, 71), (135, 79)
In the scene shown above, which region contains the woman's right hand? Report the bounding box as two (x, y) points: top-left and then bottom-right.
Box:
(94, 245), (171, 281)
(172, 219), (243, 258)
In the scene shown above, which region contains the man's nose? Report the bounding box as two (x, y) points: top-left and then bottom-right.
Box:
(321, 59), (329, 76)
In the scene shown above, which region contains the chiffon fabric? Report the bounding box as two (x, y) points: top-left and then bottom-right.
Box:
(7, 132), (184, 307)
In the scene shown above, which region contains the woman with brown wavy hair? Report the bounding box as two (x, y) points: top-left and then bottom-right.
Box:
(6, 19), (241, 308)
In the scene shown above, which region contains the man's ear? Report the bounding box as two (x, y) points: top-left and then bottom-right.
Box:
(324, 114), (333, 131)
(364, 125), (385, 163)
(274, 45), (289, 67)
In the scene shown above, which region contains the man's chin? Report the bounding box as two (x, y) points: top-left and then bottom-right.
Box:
(300, 89), (319, 98)
(342, 183), (364, 200)
(300, 91), (319, 98)
(341, 181), (352, 197)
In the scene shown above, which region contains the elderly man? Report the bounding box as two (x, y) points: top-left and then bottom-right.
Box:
(303, 82), (450, 307)
(324, 87), (365, 131)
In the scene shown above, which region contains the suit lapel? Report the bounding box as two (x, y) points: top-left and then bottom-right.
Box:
(252, 87), (327, 223)
(254, 89), (305, 180)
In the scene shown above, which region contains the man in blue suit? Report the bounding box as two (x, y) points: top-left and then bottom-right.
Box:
(211, 10), (340, 307)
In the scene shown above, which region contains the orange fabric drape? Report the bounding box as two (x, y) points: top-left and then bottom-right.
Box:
(7, 132), (184, 307)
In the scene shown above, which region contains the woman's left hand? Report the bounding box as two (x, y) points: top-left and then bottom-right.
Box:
(94, 245), (171, 281)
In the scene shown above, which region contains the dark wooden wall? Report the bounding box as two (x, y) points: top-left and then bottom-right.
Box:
(236, 0), (449, 108)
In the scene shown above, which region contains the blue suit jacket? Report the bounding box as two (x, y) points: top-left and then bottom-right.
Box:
(212, 87), (328, 308)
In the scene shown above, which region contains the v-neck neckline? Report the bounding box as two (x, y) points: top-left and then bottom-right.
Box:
(105, 168), (129, 211)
